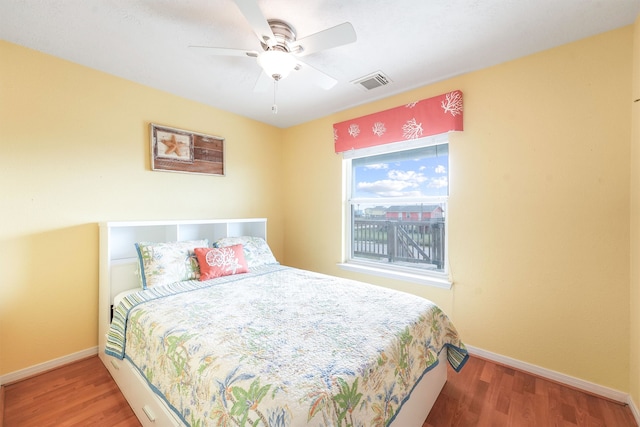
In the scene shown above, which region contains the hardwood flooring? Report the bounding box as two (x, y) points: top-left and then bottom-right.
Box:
(3, 356), (138, 427)
(2, 354), (637, 426)
(424, 355), (637, 427)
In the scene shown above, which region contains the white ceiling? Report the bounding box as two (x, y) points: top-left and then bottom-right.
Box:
(2, 0), (639, 128)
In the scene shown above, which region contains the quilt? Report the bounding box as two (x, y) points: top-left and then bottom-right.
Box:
(106, 265), (468, 427)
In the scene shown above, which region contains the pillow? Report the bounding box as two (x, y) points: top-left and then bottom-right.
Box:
(135, 239), (208, 289)
(214, 236), (278, 268)
(194, 245), (248, 280)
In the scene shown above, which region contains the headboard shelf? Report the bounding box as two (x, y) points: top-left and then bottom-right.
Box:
(98, 218), (268, 354)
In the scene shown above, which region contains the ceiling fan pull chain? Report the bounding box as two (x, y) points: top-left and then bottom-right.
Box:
(272, 78), (279, 114)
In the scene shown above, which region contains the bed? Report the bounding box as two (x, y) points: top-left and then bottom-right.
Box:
(98, 219), (468, 427)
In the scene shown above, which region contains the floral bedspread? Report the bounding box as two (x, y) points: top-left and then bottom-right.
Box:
(107, 265), (468, 427)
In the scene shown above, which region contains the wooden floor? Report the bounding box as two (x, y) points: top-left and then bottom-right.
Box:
(3, 356), (139, 427)
(2, 354), (637, 426)
(424, 355), (638, 427)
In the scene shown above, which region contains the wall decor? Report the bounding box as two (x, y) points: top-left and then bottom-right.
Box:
(150, 123), (225, 176)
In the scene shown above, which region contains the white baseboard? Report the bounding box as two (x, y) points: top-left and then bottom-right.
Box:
(628, 396), (640, 425)
(466, 345), (629, 402)
(467, 345), (640, 425)
(0, 347), (98, 386)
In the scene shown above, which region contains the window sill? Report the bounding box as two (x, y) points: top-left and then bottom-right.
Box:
(337, 261), (452, 290)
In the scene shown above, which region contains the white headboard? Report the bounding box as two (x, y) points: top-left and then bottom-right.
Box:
(98, 218), (267, 354)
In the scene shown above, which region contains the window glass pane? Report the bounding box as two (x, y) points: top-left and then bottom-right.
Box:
(352, 144), (449, 199)
(347, 142), (449, 275)
(351, 202), (446, 272)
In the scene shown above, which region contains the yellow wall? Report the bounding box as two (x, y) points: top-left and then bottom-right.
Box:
(630, 15), (640, 411)
(284, 27), (633, 391)
(0, 41), (285, 375)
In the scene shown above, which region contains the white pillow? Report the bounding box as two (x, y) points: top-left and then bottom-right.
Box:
(214, 236), (278, 268)
(135, 239), (208, 288)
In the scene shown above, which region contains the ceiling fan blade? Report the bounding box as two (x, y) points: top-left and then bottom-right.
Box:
(233, 0), (277, 48)
(294, 60), (337, 90)
(189, 46), (258, 57)
(291, 22), (356, 56)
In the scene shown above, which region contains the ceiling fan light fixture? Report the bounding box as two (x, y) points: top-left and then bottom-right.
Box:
(257, 50), (297, 80)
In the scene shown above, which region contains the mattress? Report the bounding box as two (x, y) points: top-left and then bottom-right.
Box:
(106, 265), (467, 426)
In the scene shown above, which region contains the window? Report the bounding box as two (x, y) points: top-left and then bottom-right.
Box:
(341, 136), (450, 288)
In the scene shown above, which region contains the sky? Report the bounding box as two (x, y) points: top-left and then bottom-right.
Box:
(353, 147), (448, 199)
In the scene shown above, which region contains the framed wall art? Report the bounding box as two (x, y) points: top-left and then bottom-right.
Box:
(150, 123), (225, 176)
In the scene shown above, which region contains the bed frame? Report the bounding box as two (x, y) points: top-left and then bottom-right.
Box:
(98, 218), (447, 426)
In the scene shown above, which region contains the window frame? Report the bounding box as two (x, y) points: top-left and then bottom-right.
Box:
(339, 133), (452, 289)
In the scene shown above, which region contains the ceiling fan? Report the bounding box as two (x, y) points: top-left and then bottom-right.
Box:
(190, 0), (357, 92)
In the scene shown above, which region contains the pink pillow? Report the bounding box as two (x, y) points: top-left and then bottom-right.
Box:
(194, 245), (248, 280)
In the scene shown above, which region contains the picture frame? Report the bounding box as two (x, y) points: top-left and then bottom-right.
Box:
(150, 123), (225, 176)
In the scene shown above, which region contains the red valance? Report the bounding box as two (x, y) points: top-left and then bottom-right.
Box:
(334, 90), (463, 153)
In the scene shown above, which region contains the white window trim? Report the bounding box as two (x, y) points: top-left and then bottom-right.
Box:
(340, 133), (452, 289)
(341, 132), (450, 159)
(338, 260), (452, 289)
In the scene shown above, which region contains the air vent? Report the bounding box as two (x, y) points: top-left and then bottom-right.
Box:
(352, 71), (391, 91)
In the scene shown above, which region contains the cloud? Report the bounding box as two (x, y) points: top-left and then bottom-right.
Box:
(428, 177), (448, 188)
(356, 157), (449, 197)
(364, 163), (388, 170)
(357, 179), (418, 194)
(387, 170), (428, 183)
(357, 168), (434, 197)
